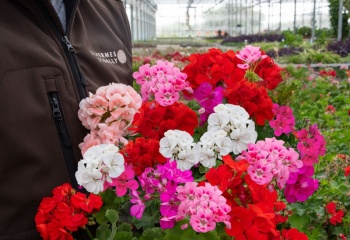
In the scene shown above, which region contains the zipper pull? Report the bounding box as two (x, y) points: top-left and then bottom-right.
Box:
(51, 97), (63, 120)
(62, 36), (76, 52)
(49, 95), (72, 147)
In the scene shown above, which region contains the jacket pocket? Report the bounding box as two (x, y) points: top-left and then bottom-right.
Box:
(0, 67), (74, 237)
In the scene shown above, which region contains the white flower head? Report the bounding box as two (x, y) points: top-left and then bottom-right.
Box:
(76, 143), (125, 192)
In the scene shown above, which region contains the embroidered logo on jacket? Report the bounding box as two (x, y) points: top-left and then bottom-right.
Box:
(89, 50), (127, 64)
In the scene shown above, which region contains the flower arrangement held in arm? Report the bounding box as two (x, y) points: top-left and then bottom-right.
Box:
(35, 45), (332, 240)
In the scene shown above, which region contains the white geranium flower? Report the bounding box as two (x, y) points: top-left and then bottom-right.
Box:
(159, 137), (175, 158)
(103, 152), (125, 180)
(83, 145), (103, 168)
(76, 162), (104, 194)
(214, 135), (233, 156)
(198, 148), (216, 168)
(177, 149), (198, 171)
(207, 112), (230, 132)
(230, 123), (257, 155)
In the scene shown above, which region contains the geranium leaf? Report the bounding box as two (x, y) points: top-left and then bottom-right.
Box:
(96, 222), (112, 240)
(164, 220), (196, 240)
(133, 204), (160, 230)
(113, 231), (133, 240)
(288, 213), (310, 231)
(139, 228), (165, 240)
(117, 222), (133, 232)
(106, 209), (119, 224)
(194, 230), (221, 240)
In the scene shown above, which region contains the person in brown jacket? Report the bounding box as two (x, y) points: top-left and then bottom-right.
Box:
(0, 0), (133, 239)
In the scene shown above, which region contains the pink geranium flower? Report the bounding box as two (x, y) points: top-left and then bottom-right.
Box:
(130, 191), (145, 219)
(236, 45), (267, 69)
(109, 165), (138, 197)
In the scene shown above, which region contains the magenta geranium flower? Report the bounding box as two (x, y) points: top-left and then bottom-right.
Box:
(284, 166), (319, 203)
(109, 164), (138, 197)
(193, 82), (224, 124)
(130, 190), (145, 219)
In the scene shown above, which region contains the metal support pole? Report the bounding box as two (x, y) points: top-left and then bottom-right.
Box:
(337, 0), (344, 40)
(258, 0), (261, 33)
(245, 1), (248, 34)
(311, 0), (316, 43)
(236, 0), (238, 35)
(251, 0), (254, 34)
(240, 0), (242, 34)
(293, 0), (297, 32)
(268, 0), (270, 32)
(279, 0), (282, 32)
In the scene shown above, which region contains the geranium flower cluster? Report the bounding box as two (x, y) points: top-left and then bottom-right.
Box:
(205, 156), (302, 239)
(35, 183), (102, 240)
(182, 46), (282, 125)
(297, 124), (326, 166)
(326, 202), (344, 225)
(132, 60), (191, 106)
(131, 101), (198, 141)
(159, 104), (257, 170)
(237, 138), (303, 189)
(78, 83), (142, 153)
(207, 104), (257, 155)
(269, 103), (295, 136)
(122, 137), (166, 175)
(75, 144), (125, 194)
(236, 45), (267, 70)
(284, 165), (319, 203)
(193, 82), (224, 125)
(133, 161), (194, 228)
(159, 130), (198, 171)
(176, 182), (231, 233)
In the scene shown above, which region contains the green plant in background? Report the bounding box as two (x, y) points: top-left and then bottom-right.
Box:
(297, 26), (312, 38)
(328, 0), (350, 39)
(282, 30), (303, 46)
(281, 65), (350, 240)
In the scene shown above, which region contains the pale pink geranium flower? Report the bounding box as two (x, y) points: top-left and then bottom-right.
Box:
(247, 162), (273, 185)
(190, 208), (216, 233)
(154, 83), (180, 106)
(236, 45), (267, 69)
(109, 165), (138, 197)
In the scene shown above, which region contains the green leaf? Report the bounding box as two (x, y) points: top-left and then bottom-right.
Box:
(94, 189), (121, 224)
(106, 209), (119, 224)
(194, 230), (220, 240)
(164, 220), (196, 240)
(96, 222), (112, 240)
(133, 201), (160, 229)
(117, 222), (133, 232)
(288, 213), (310, 231)
(113, 231), (133, 240)
(140, 228), (165, 240)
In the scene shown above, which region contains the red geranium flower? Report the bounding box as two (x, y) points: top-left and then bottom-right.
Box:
(225, 80), (274, 125)
(345, 166), (350, 177)
(122, 137), (166, 175)
(131, 101), (198, 140)
(282, 228), (308, 240)
(35, 183), (102, 240)
(326, 202), (344, 225)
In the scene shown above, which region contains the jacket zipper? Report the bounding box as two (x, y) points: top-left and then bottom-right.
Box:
(37, 0), (88, 100)
(37, 1), (85, 188)
(49, 93), (78, 189)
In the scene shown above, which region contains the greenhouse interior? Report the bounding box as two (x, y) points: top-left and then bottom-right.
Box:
(29, 1), (350, 240)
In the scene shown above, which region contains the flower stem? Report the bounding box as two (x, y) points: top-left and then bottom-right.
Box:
(84, 227), (94, 240)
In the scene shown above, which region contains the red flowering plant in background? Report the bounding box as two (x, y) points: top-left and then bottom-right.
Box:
(326, 202), (345, 226)
(35, 45), (337, 240)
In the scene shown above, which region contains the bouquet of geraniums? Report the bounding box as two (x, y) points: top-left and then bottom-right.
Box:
(35, 45), (327, 240)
